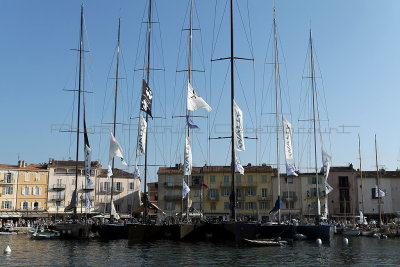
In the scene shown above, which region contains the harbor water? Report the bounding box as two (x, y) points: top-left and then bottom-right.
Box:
(1, 234), (400, 266)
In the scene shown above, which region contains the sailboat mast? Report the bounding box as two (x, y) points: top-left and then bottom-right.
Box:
(358, 134), (365, 218)
(185, 0), (194, 222)
(229, 0), (236, 222)
(110, 19), (121, 219)
(143, 0), (152, 223)
(73, 4), (84, 221)
(273, 8), (281, 224)
(375, 134), (382, 223)
(309, 29), (320, 220)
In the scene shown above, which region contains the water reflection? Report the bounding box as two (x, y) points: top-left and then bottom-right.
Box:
(2, 235), (400, 266)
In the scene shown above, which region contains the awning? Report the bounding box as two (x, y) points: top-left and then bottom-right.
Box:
(0, 212), (23, 218)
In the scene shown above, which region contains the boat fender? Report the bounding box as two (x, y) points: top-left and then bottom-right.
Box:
(316, 238), (322, 246)
(4, 245), (11, 254)
(343, 237), (348, 245)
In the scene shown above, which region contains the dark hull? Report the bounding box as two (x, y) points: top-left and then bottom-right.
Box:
(258, 224), (295, 240)
(160, 223), (195, 240)
(199, 222), (258, 242)
(53, 222), (92, 239)
(127, 223), (162, 243)
(98, 223), (128, 240)
(295, 225), (335, 240)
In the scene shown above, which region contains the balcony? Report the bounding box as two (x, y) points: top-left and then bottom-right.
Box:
(258, 195), (273, 201)
(50, 194), (65, 201)
(282, 195), (298, 201)
(0, 180), (13, 184)
(82, 184), (95, 191)
(52, 184), (66, 190)
(207, 195), (219, 201)
(112, 187), (124, 194)
(18, 207), (45, 211)
(163, 182), (182, 188)
(164, 195), (182, 201)
(220, 182), (231, 188)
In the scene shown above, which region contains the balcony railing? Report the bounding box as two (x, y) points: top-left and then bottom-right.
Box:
(18, 207), (45, 211)
(282, 195), (298, 201)
(52, 184), (66, 190)
(164, 195), (182, 201)
(0, 180), (14, 184)
(50, 195), (65, 201)
(113, 187), (124, 193)
(82, 184), (95, 191)
(207, 195), (219, 201)
(163, 182), (182, 187)
(258, 195), (273, 201)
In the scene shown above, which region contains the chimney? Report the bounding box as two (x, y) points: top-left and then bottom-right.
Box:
(49, 158), (54, 165)
(18, 160), (22, 168)
(22, 160), (27, 167)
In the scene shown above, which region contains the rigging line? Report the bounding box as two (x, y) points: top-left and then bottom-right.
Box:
(261, 21), (274, 128)
(210, 0), (229, 59)
(277, 29), (293, 119)
(209, 65), (230, 134)
(234, 64), (255, 129)
(235, 0), (254, 58)
(194, 131), (207, 166)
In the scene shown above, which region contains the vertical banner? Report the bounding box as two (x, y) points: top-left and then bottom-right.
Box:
(282, 116), (294, 160)
(233, 100), (245, 151)
(184, 133), (192, 176)
(140, 79), (153, 118)
(136, 113), (147, 157)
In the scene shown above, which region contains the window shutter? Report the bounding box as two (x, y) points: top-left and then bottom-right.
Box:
(28, 187), (32, 195)
(20, 202), (23, 209)
(39, 187), (42, 195)
(1, 201), (4, 209)
(10, 187), (13, 195)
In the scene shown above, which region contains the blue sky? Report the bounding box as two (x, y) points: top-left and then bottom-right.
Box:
(1, 0), (400, 185)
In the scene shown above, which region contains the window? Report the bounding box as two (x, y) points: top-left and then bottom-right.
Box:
(22, 202), (29, 210)
(33, 202), (39, 210)
(210, 175), (216, 183)
(167, 176), (173, 186)
(3, 186), (13, 195)
(339, 176), (349, 187)
(129, 182), (134, 190)
(210, 202), (216, 210)
(128, 205), (132, 212)
(260, 202), (270, 210)
(102, 182), (110, 191)
(285, 201), (294, 209)
(166, 202), (175, 210)
(2, 201), (12, 209)
(35, 173), (40, 181)
(247, 175), (253, 185)
(224, 202), (230, 210)
(236, 175), (241, 186)
(5, 173), (13, 183)
(246, 202), (256, 210)
(25, 173), (30, 182)
(285, 177), (293, 184)
(192, 176), (202, 186)
(261, 188), (268, 198)
(194, 189), (200, 197)
(72, 178), (76, 185)
(115, 182), (122, 191)
(33, 187), (41, 196)
(208, 189), (218, 200)
(237, 202), (244, 209)
(283, 191), (296, 200)
(222, 188), (230, 197)
(115, 204), (120, 212)
(192, 202), (201, 210)
(236, 189), (243, 200)
(55, 201), (61, 207)
(57, 178), (63, 186)
(261, 175), (267, 183)
(223, 175), (229, 186)
(56, 190), (62, 199)
(247, 188), (256, 196)
(22, 187), (30, 195)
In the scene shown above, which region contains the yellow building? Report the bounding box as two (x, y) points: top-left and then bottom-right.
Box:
(0, 160), (49, 219)
(157, 164), (274, 222)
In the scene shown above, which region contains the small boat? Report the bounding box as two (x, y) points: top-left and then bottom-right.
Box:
(360, 230), (374, 237)
(243, 238), (288, 247)
(0, 227), (19, 235)
(31, 228), (61, 239)
(342, 229), (360, 236)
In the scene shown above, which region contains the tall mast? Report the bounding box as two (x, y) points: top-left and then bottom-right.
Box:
(229, 0), (236, 222)
(358, 134), (365, 220)
(309, 29), (320, 220)
(143, 0), (152, 223)
(184, 0), (194, 222)
(110, 18), (121, 219)
(73, 4), (84, 221)
(375, 134), (382, 223)
(273, 7), (281, 224)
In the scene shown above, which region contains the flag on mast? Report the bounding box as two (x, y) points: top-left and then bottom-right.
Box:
(140, 79), (153, 118)
(182, 178), (190, 199)
(233, 100), (245, 151)
(83, 107), (93, 186)
(136, 113), (147, 157)
(109, 132), (127, 165)
(282, 116), (294, 160)
(187, 82), (211, 112)
(183, 133), (192, 176)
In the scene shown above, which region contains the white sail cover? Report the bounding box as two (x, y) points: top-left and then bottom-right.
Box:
(322, 149), (332, 180)
(183, 134), (192, 176)
(282, 116), (294, 160)
(187, 82), (212, 112)
(134, 164), (141, 179)
(182, 178), (190, 199)
(233, 100), (245, 151)
(84, 144), (93, 186)
(111, 200), (120, 220)
(85, 193), (91, 214)
(317, 198), (321, 216)
(325, 181), (333, 194)
(136, 113), (147, 157)
(235, 157), (244, 175)
(109, 132), (127, 165)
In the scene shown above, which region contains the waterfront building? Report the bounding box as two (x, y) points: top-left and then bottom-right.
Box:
(299, 172), (327, 218)
(47, 159), (101, 220)
(274, 173), (302, 220)
(96, 168), (141, 218)
(0, 163), (20, 218)
(157, 164), (274, 222)
(147, 182), (158, 215)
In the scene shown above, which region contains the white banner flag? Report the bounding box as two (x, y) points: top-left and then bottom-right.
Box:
(286, 162), (298, 176)
(183, 134), (192, 176)
(282, 116), (294, 160)
(235, 157), (244, 175)
(187, 82), (212, 112)
(85, 193), (91, 214)
(375, 186), (386, 198)
(233, 100), (245, 151)
(107, 165), (113, 181)
(136, 113), (147, 157)
(84, 144), (93, 186)
(134, 164), (141, 179)
(325, 181), (333, 194)
(111, 200), (120, 220)
(109, 132), (127, 165)
(182, 178), (190, 199)
(322, 149), (332, 181)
